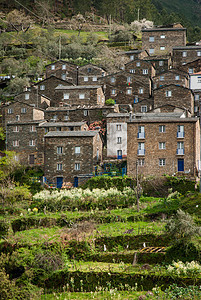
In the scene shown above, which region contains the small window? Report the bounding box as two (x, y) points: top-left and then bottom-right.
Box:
(8, 108), (13, 114)
(159, 125), (165, 133)
(92, 76), (97, 81)
(84, 110), (89, 116)
(139, 88), (144, 94)
(57, 146), (63, 154)
(45, 128), (49, 133)
(159, 142), (166, 149)
(143, 69), (148, 74)
(84, 76), (88, 82)
(136, 62), (141, 67)
(51, 65), (55, 70)
(111, 89), (116, 95)
(182, 51), (187, 57)
(141, 106), (147, 113)
(138, 158), (145, 166)
(195, 94), (199, 100)
(29, 140), (35, 146)
(56, 127), (61, 131)
(30, 125), (36, 132)
(175, 75), (180, 80)
(57, 163), (63, 171)
(79, 93), (85, 99)
(88, 68), (92, 73)
(25, 93), (29, 100)
(160, 75), (164, 81)
(16, 115), (20, 121)
(130, 55), (134, 60)
(64, 93), (69, 100)
(40, 85), (45, 90)
(160, 35), (165, 39)
(21, 108), (27, 113)
(111, 77), (115, 83)
(160, 46), (165, 51)
(53, 115), (58, 120)
(188, 68), (194, 74)
(127, 76), (132, 83)
(197, 77), (201, 83)
(197, 51), (201, 57)
(116, 124), (122, 131)
(75, 146), (80, 154)
(117, 137), (122, 144)
(159, 60), (164, 66)
(61, 74), (66, 80)
(13, 126), (19, 132)
(64, 115), (69, 120)
(177, 141), (184, 149)
(13, 140), (19, 147)
(126, 88), (132, 95)
(149, 36), (154, 42)
(159, 158), (166, 166)
(166, 91), (172, 97)
(194, 106), (198, 112)
(62, 64), (66, 70)
(130, 69), (135, 73)
(75, 163), (80, 170)
(149, 49), (154, 54)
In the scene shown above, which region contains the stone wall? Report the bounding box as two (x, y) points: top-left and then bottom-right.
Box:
(153, 71), (189, 89)
(45, 61), (78, 84)
(173, 47), (201, 68)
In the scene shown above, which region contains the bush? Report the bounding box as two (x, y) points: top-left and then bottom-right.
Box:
(0, 220), (9, 237)
(105, 98), (115, 106)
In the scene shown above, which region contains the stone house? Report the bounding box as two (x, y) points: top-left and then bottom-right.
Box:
(106, 113), (129, 159)
(142, 25), (186, 56)
(124, 59), (156, 78)
(150, 104), (191, 116)
(34, 75), (74, 105)
(14, 88), (51, 109)
(44, 131), (102, 187)
(2, 101), (44, 128)
(6, 120), (44, 165)
(133, 98), (154, 113)
(78, 64), (107, 85)
(45, 60), (78, 84)
(152, 69), (189, 89)
(44, 105), (118, 124)
(54, 85), (105, 106)
(189, 71), (201, 116)
(144, 55), (172, 75)
(172, 46), (201, 69)
(124, 50), (149, 61)
(178, 58), (201, 74)
(127, 115), (200, 178)
(153, 84), (194, 114)
(99, 71), (151, 105)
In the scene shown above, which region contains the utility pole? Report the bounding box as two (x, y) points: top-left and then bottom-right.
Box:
(136, 160), (139, 212)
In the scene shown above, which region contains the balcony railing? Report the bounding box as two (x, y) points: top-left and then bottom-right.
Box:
(137, 132), (145, 139)
(177, 148), (184, 155)
(138, 149), (145, 155)
(177, 132), (185, 138)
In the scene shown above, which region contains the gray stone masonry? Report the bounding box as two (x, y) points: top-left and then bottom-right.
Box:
(45, 61), (78, 84)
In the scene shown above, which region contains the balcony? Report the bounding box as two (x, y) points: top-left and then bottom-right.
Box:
(177, 132), (185, 138)
(177, 149), (184, 155)
(137, 132), (145, 139)
(138, 149), (145, 155)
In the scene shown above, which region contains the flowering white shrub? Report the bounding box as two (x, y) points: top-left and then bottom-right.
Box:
(167, 261), (201, 278)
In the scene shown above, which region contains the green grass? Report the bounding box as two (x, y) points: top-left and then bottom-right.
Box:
(54, 29), (109, 41)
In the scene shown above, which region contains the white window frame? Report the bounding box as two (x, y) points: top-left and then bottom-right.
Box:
(40, 85), (45, 91)
(61, 74), (66, 80)
(75, 163), (80, 170)
(139, 88), (144, 94)
(195, 94), (199, 101)
(182, 51), (187, 57)
(111, 89), (116, 95)
(138, 158), (145, 166)
(84, 76), (88, 82)
(64, 93), (69, 100)
(29, 140), (35, 146)
(197, 51), (201, 57)
(62, 64), (66, 70)
(159, 158), (166, 166)
(159, 142), (166, 149)
(92, 76), (97, 82)
(136, 62), (141, 67)
(111, 77), (115, 83)
(160, 46), (165, 51)
(21, 108), (27, 114)
(57, 146), (63, 154)
(159, 125), (166, 133)
(75, 146), (81, 154)
(175, 75), (180, 80)
(16, 115), (20, 121)
(84, 110), (89, 116)
(64, 115), (69, 120)
(149, 48), (154, 54)
(30, 125), (36, 132)
(141, 106), (147, 113)
(143, 69), (148, 75)
(79, 93), (85, 99)
(160, 35), (165, 39)
(51, 65), (55, 70)
(166, 91), (172, 97)
(130, 69), (135, 74)
(8, 108), (13, 114)
(13, 126), (19, 132)
(126, 88), (132, 95)
(160, 76), (164, 81)
(117, 137), (122, 144)
(13, 140), (19, 147)
(116, 124), (122, 131)
(57, 163), (63, 171)
(159, 60), (164, 66)
(149, 36), (154, 42)
(25, 93), (29, 100)
(189, 68), (194, 74)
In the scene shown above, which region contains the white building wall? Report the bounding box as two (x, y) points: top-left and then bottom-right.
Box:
(107, 122), (127, 158)
(190, 75), (201, 90)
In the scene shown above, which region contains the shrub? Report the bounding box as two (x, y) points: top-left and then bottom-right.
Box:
(0, 220), (9, 237)
(105, 98), (115, 106)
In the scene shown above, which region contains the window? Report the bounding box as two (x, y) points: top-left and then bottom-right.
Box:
(138, 142), (145, 155)
(64, 93), (69, 100)
(141, 106), (147, 113)
(159, 142), (166, 149)
(30, 125), (36, 132)
(88, 67), (92, 73)
(111, 77), (115, 83)
(166, 91), (172, 97)
(111, 89), (116, 95)
(159, 158), (166, 166)
(130, 55), (134, 60)
(160, 46), (165, 51)
(159, 125), (165, 133)
(182, 51), (187, 57)
(21, 108), (27, 113)
(149, 36), (154, 42)
(56, 127), (61, 131)
(75, 146), (80, 154)
(84, 76), (88, 82)
(130, 69), (135, 73)
(139, 88), (144, 94)
(149, 48), (154, 54)
(194, 106), (198, 112)
(160, 35), (165, 39)
(64, 115), (69, 120)
(116, 124), (122, 131)
(136, 62), (141, 67)
(25, 93), (29, 100)
(177, 125), (184, 138)
(195, 94), (199, 101)
(13, 140), (19, 147)
(177, 141), (184, 155)
(117, 150), (122, 158)
(57, 163), (63, 171)
(198, 76), (201, 83)
(16, 115), (20, 121)
(51, 65), (55, 70)
(84, 110), (89, 116)
(75, 163), (80, 170)
(160, 75), (164, 81)
(117, 137), (122, 144)
(143, 69), (148, 74)
(53, 115), (58, 120)
(93, 76), (97, 81)
(197, 51), (201, 57)
(45, 128), (49, 133)
(138, 126), (145, 138)
(61, 74), (66, 80)
(62, 64), (66, 70)
(40, 85), (45, 90)
(126, 88), (132, 95)
(127, 76), (132, 83)
(29, 140), (35, 146)
(159, 60), (164, 66)
(188, 68), (194, 74)
(134, 96), (139, 103)
(8, 108), (13, 114)
(57, 146), (63, 154)
(175, 75), (180, 80)
(138, 158), (145, 166)
(29, 154), (34, 164)
(79, 93), (85, 99)
(13, 126), (19, 132)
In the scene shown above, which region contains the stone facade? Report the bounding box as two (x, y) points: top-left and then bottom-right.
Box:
(45, 60), (78, 84)
(44, 131), (102, 186)
(153, 69), (189, 89)
(3, 101), (44, 128)
(153, 84), (194, 114)
(34, 76), (73, 105)
(178, 58), (201, 74)
(78, 64), (107, 85)
(124, 59), (155, 78)
(14, 89), (50, 109)
(144, 56), (171, 75)
(142, 27), (186, 56)
(54, 85), (105, 106)
(172, 46), (201, 69)
(99, 71), (151, 105)
(6, 120), (44, 166)
(133, 98), (154, 113)
(44, 106), (118, 124)
(127, 117), (200, 178)
(124, 50), (149, 61)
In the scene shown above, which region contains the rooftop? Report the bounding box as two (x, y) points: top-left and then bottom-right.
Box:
(45, 130), (99, 138)
(55, 85), (102, 90)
